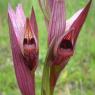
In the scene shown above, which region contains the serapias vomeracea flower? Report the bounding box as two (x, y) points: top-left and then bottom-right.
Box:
(8, 4), (38, 95)
(39, 0), (92, 95)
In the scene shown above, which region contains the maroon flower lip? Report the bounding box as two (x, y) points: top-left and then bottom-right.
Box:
(58, 39), (73, 54)
(56, 29), (74, 57)
(23, 18), (38, 70)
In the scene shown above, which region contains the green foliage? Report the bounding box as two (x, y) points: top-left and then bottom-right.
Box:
(0, 0), (95, 95)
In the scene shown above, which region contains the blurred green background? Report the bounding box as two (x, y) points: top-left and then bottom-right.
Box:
(0, 0), (95, 95)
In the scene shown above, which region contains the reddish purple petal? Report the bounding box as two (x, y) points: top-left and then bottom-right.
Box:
(8, 4), (26, 54)
(66, 9), (83, 32)
(65, 0), (92, 47)
(48, 0), (66, 45)
(16, 4), (26, 27)
(30, 7), (38, 40)
(48, 0), (54, 11)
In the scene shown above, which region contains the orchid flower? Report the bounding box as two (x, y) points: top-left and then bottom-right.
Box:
(39, 0), (92, 95)
(8, 4), (38, 95)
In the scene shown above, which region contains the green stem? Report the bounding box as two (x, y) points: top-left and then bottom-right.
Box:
(41, 63), (51, 95)
(41, 59), (69, 95)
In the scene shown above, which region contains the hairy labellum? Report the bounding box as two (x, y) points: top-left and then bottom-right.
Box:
(23, 18), (38, 70)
